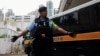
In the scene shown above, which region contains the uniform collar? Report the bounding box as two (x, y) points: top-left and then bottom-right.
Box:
(39, 16), (49, 21)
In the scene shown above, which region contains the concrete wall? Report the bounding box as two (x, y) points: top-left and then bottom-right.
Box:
(0, 21), (18, 54)
(0, 37), (23, 54)
(0, 38), (11, 54)
(0, 22), (5, 28)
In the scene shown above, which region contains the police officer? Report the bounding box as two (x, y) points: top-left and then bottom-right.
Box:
(11, 6), (73, 56)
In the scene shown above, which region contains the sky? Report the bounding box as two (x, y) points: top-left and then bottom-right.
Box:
(0, 0), (60, 15)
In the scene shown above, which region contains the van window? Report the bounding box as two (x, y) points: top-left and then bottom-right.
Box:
(60, 12), (78, 25)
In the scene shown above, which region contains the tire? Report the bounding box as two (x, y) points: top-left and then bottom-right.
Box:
(24, 47), (31, 56)
(29, 51), (35, 56)
(28, 53), (30, 56)
(73, 49), (87, 56)
(75, 53), (86, 56)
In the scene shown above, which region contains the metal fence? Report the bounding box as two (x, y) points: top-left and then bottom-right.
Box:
(0, 28), (19, 38)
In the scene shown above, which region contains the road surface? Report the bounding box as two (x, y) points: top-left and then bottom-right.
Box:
(0, 54), (27, 56)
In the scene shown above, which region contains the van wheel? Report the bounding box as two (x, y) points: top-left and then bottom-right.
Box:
(29, 52), (32, 56)
(73, 49), (87, 56)
(73, 53), (87, 56)
(76, 54), (86, 56)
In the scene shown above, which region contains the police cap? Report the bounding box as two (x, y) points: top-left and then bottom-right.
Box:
(38, 6), (47, 13)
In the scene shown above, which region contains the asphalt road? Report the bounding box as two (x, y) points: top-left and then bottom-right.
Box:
(0, 54), (27, 56)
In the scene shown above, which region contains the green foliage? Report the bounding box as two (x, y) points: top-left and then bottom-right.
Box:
(0, 34), (6, 38)
(17, 28), (21, 31)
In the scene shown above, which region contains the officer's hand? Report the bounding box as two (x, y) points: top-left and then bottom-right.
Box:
(11, 36), (18, 42)
(68, 32), (76, 37)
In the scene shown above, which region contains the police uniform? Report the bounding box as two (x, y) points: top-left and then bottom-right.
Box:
(26, 18), (58, 56)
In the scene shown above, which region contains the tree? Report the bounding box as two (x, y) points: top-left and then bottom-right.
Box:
(0, 34), (6, 38)
(17, 28), (21, 31)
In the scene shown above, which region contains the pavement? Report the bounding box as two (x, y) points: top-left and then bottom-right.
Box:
(0, 54), (27, 56)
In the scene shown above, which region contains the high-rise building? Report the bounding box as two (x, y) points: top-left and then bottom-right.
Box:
(54, 8), (59, 15)
(46, 0), (53, 17)
(0, 9), (4, 20)
(6, 9), (15, 18)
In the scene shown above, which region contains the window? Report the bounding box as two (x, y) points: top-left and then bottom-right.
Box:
(15, 18), (21, 20)
(24, 16), (30, 17)
(77, 3), (100, 33)
(96, 3), (100, 26)
(16, 16), (21, 17)
(52, 17), (60, 25)
(59, 16), (68, 25)
(79, 4), (98, 25)
(24, 18), (30, 19)
(60, 12), (79, 25)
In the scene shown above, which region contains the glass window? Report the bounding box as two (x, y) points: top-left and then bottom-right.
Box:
(24, 18), (30, 19)
(16, 16), (21, 17)
(96, 3), (100, 25)
(60, 12), (78, 25)
(24, 16), (30, 17)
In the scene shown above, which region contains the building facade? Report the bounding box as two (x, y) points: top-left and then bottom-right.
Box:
(0, 18), (17, 39)
(12, 15), (35, 30)
(0, 9), (4, 21)
(54, 8), (59, 15)
(0, 18), (18, 54)
(46, 0), (53, 17)
(28, 10), (39, 18)
(6, 9), (15, 18)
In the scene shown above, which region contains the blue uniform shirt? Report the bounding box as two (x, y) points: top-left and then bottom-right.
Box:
(26, 18), (58, 32)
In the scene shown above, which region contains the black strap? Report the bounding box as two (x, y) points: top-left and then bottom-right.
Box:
(35, 17), (49, 23)
(34, 17), (50, 27)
